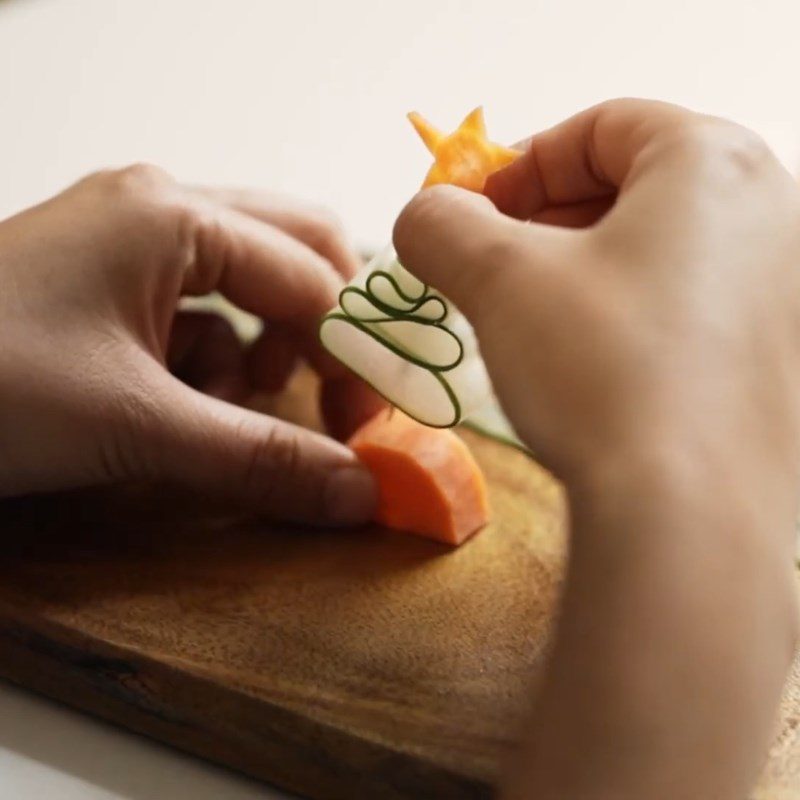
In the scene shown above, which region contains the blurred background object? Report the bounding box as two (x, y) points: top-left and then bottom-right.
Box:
(1, 0), (799, 250)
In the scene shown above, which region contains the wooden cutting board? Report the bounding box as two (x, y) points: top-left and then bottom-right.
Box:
(0, 370), (797, 800)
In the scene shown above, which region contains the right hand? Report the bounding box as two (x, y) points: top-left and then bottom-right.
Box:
(395, 98), (800, 800)
(394, 99), (800, 531)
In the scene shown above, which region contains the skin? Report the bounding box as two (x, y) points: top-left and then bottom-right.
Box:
(394, 99), (800, 799)
(1, 99), (798, 797)
(0, 167), (382, 523)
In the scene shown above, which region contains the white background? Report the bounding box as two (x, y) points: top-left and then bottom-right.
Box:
(2, 0), (800, 248)
(1, 0), (799, 797)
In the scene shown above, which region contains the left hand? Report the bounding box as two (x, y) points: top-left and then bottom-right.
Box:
(168, 185), (384, 439)
(0, 166), (381, 523)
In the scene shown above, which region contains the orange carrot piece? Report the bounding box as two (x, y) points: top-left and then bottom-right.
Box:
(348, 409), (490, 545)
(408, 106), (520, 192)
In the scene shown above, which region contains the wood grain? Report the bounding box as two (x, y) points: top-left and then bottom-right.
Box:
(0, 370), (796, 799)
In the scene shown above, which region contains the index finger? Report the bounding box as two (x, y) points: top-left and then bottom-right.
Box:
(183, 201), (343, 324)
(190, 186), (363, 280)
(485, 98), (697, 221)
(182, 197), (377, 397)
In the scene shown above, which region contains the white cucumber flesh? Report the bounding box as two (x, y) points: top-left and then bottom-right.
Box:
(320, 245), (526, 448)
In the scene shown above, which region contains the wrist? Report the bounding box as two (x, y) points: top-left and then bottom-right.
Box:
(511, 430), (800, 800)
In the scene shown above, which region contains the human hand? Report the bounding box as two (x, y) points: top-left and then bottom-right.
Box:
(394, 99), (800, 799)
(0, 167), (380, 523)
(394, 100), (800, 524)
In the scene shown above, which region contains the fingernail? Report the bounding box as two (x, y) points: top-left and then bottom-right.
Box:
(324, 466), (377, 525)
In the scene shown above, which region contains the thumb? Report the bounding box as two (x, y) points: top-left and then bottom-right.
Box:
(393, 185), (542, 320)
(150, 376), (377, 526)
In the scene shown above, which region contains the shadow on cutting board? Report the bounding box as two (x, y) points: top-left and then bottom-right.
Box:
(0, 482), (452, 608)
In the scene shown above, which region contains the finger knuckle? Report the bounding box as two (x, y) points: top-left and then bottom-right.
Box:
(99, 163), (199, 262)
(184, 202), (234, 293)
(87, 162), (177, 214)
(239, 422), (309, 512)
(591, 97), (641, 116)
(96, 378), (163, 482)
(305, 207), (346, 250)
(666, 118), (774, 179)
(80, 162), (171, 203)
(114, 162), (175, 194)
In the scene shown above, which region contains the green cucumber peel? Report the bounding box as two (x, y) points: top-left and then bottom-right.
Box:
(320, 245), (524, 447)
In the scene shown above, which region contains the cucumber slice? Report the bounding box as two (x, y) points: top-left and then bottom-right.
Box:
(463, 397), (528, 451)
(320, 245), (527, 449)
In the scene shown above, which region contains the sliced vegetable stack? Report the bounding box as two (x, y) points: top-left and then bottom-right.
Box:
(320, 107), (523, 449)
(322, 107), (524, 544)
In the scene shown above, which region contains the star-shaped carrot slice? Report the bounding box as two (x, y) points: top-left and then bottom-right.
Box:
(408, 107), (520, 192)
